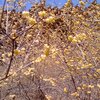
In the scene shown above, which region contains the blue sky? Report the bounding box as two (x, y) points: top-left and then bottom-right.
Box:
(0, 0), (100, 9)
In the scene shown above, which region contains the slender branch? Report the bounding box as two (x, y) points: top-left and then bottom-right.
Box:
(5, 39), (15, 78)
(60, 46), (77, 92)
(0, 39), (15, 81)
(40, 0), (46, 6)
(0, 0), (6, 28)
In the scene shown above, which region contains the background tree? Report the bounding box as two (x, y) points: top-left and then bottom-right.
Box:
(0, 0), (100, 100)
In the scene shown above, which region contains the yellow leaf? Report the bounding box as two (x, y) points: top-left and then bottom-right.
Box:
(71, 92), (79, 97)
(64, 87), (68, 93)
(14, 49), (20, 55)
(44, 44), (50, 56)
(22, 11), (29, 18)
(38, 11), (47, 17)
(27, 17), (36, 25)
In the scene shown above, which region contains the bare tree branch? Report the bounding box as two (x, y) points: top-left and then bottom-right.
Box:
(0, 0), (6, 28)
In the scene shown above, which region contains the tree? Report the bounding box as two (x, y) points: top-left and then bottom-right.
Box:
(0, 0), (100, 100)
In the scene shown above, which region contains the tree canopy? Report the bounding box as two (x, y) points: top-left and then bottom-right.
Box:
(0, 0), (100, 100)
